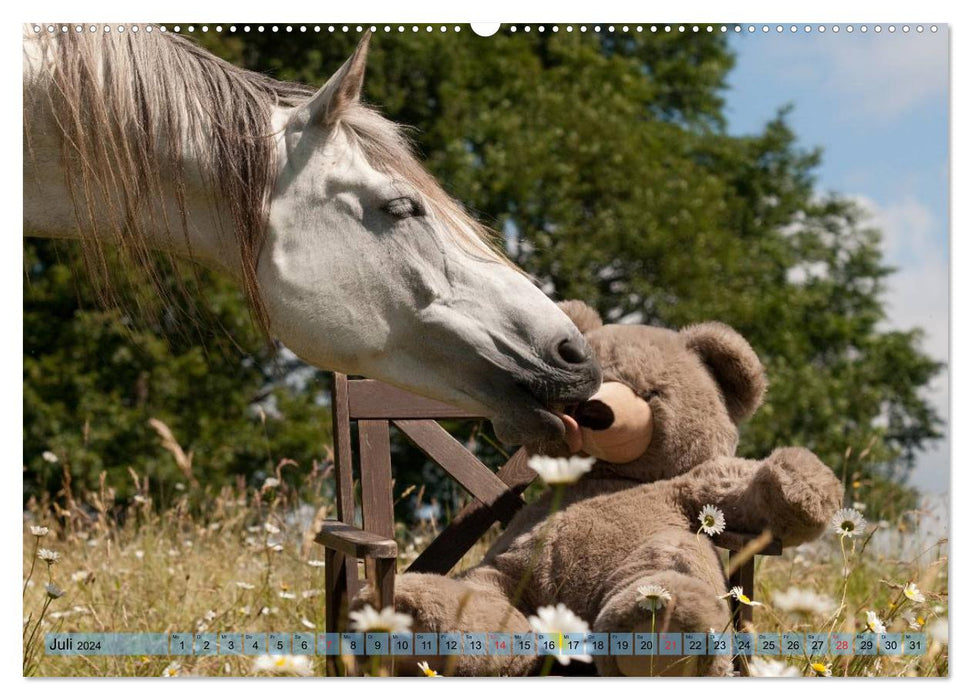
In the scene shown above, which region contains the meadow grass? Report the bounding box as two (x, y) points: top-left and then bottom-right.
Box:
(23, 460), (948, 677)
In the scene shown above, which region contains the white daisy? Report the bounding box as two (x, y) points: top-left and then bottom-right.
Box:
(30, 526), (49, 537)
(42, 451), (58, 463)
(698, 504), (726, 536)
(71, 570), (93, 584)
(161, 661), (181, 677)
(301, 618), (316, 629)
(865, 610), (886, 634)
(264, 522), (281, 535)
(263, 477), (281, 489)
(307, 560), (326, 568)
(349, 604), (413, 634)
(748, 657), (801, 677)
(235, 581), (255, 590)
(719, 586), (762, 606)
(903, 582), (926, 604)
(279, 591), (297, 600)
(417, 661), (442, 677)
(252, 654), (312, 676)
(527, 455), (595, 485)
(831, 508), (867, 538)
(527, 603), (593, 665)
(45, 582), (65, 599)
(37, 548), (59, 564)
(635, 584), (672, 611)
(771, 587), (837, 617)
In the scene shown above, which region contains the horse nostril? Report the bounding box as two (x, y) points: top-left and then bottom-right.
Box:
(556, 337), (590, 366)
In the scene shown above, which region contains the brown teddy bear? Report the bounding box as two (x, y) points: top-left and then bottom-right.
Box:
(378, 301), (844, 676)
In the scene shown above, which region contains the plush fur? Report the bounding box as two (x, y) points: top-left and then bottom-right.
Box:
(356, 301), (843, 676)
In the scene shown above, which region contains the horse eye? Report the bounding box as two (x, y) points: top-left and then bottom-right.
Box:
(383, 196), (423, 219)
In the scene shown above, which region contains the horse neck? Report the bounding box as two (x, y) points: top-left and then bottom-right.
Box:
(22, 34), (256, 279)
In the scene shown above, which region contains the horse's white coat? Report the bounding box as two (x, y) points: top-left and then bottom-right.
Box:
(22, 30), (601, 444)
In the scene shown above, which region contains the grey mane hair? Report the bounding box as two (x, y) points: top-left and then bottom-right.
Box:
(27, 29), (513, 335)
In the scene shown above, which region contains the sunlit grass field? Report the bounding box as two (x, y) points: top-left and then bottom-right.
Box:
(23, 442), (948, 678)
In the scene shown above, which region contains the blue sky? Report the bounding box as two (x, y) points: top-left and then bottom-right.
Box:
(723, 27), (949, 493)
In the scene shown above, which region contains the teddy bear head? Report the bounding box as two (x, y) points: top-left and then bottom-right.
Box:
(543, 300), (768, 482)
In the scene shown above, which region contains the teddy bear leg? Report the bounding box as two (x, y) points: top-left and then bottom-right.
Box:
(591, 529), (733, 678)
(365, 570), (537, 676)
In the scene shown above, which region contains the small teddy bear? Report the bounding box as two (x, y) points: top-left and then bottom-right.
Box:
(379, 301), (844, 676)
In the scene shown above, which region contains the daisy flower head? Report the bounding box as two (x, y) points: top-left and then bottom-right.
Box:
(37, 548), (59, 564)
(698, 504), (726, 536)
(903, 582), (926, 604)
(30, 525), (49, 537)
(636, 584), (672, 611)
(865, 610), (886, 634)
(528, 603), (593, 665)
(264, 522), (281, 535)
(263, 477), (281, 490)
(831, 508), (867, 538)
(45, 582), (65, 599)
(811, 661), (832, 677)
(252, 654), (312, 676)
(349, 604), (413, 634)
(417, 661), (441, 677)
(720, 586), (762, 607)
(527, 455), (595, 485)
(771, 587), (836, 617)
(748, 657), (801, 677)
(161, 661), (182, 677)
(42, 450), (58, 463)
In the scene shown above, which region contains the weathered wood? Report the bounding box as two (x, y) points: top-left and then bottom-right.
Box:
(330, 373), (360, 597)
(407, 449), (536, 574)
(374, 558), (396, 610)
(713, 531), (783, 556)
(348, 379), (479, 420)
(324, 547), (347, 676)
(728, 553), (756, 676)
(315, 520), (398, 559)
(395, 419), (525, 524)
(358, 419), (394, 581)
(358, 420), (395, 538)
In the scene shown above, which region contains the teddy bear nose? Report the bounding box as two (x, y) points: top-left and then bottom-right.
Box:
(554, 337), (592, 366)
(574, 400), (615, 430)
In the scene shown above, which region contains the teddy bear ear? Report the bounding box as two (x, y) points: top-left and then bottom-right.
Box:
(557, 300), (603, 334)
(681, 322), (767, 423)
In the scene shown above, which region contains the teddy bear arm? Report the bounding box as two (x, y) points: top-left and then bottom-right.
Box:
(751, 447), (845, 546)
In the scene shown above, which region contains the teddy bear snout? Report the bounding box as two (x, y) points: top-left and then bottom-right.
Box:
(574, 399), (615, 430)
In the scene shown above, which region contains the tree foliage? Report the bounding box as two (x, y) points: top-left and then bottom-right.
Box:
(24, 28), (942, 513)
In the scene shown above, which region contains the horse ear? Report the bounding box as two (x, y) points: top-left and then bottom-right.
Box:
(295, 31), (371, 127)
(681, 322), (767, 423)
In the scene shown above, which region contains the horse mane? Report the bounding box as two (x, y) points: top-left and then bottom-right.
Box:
(27, 29), (511, 337)
(30, 29), (314, 333)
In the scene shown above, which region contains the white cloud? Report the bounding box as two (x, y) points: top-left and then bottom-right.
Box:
(753, 32), (948, 123)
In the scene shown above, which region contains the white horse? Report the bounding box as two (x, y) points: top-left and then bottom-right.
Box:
(23, 28), (600, 445)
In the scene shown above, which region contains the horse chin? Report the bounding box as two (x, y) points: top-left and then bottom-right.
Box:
(491, 404), (566, 447)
